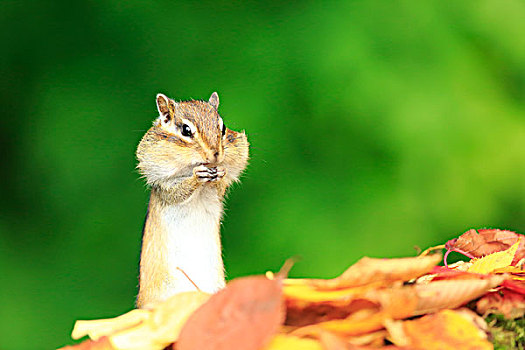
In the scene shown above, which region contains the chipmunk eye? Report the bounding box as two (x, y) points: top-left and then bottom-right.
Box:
(219, 117), (226, 137)
(181, 124), (193, 137)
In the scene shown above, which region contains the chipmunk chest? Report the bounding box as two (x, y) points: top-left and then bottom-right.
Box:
(159, 188), (224, 291)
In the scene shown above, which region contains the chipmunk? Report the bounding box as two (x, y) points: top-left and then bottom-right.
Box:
(135, 92), (249, 308)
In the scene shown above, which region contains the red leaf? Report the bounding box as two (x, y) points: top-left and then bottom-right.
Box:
(177, 275), (284, 350)
(445, 229), (525, 265)
(502, 279), (525, 295)
(477, 288), (525, 319)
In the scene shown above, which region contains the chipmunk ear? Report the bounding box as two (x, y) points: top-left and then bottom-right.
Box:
(209, 92), (219, 110)
(156, 93), (176, 125)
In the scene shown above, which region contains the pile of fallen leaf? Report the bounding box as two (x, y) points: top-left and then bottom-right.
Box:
(60, 229), (524, 350)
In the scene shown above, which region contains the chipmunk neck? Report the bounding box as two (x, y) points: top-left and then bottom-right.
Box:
(137, 186), (225, 307)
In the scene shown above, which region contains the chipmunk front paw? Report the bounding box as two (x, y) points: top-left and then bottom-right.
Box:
(193, 165), (226, 183)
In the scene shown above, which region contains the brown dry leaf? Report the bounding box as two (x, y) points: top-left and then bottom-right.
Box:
(468, 239), (521, 274)
(58, 337), (115, 350)
(392, 309), (492, 350)
(446, 229), (525, 265)
(299, 255), (441, 290)
(70, 291), (210, 350)
(413, 274), (506, 315)
(477, 289), (525, 319)
(286, 298), (379, 328)
(177, 275), (284, 350)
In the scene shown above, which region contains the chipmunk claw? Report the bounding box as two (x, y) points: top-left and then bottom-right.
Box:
(195, 165), (225, 183)
(194, 165), (215, 182)
(214, 166), (226, 180)
(193, 165), (226, 183)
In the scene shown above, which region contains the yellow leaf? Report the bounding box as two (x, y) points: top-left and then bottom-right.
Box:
(71, 291), (210, 350)
(263, 334), (323, 350)
(468, 238), (521, 274)
(293, 309), (388, 337)
(493, 265), (525, 274)
(72, 309), (149, 341)
(284, 280), (376, 303)
(110, 291), (209, 350)
(398, 309), (492, 350)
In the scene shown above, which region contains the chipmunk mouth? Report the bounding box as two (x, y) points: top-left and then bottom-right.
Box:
(200, 158), (223, 167)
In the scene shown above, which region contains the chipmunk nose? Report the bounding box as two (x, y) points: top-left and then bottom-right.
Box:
(214, 150), (225, 163)
(205, 149), (223, 164)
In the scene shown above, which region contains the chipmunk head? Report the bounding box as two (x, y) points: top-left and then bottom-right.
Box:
(155, 92), (225, 164)
(137, 92), (249, 188)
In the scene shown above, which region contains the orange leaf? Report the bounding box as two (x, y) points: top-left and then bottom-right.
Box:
(413, 274), (506, 315)
(292, 308), (384, 337)
(291, 288), (417, 337)
(284, 280), (379, 327)
(302, 255), (441, 290)
(177, 275), (284, 350)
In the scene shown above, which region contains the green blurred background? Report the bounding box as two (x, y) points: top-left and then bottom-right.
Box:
(2, 1), (524, 348)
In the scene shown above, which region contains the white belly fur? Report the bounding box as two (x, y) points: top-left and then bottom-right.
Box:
(160, 187), (225, 298)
